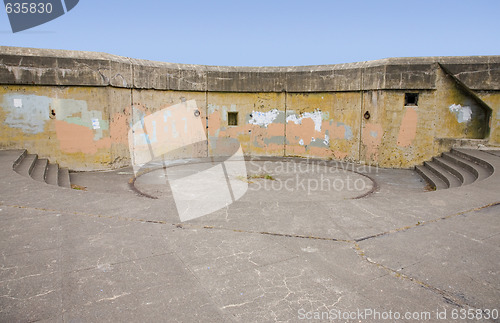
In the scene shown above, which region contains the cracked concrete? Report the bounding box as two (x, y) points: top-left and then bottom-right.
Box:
(0, 149), (499, 322)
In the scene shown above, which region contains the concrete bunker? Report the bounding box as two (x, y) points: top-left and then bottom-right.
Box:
(0, 47), (499, 171)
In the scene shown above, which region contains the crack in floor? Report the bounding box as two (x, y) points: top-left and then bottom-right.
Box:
(352, 242), (470, 309)
(2, 201), (498, 315)
(355, 201), (500, 242)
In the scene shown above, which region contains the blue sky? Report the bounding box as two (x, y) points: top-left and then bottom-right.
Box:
(1, 0), (499, 66)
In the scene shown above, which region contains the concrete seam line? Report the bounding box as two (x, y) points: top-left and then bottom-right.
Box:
(355, 201), (500, 242)
(0, 202), (435, 243)
(351, 201), (500, 310)
(352, 242), (472, 309)
(1, 200), (497, 309)
(0, 202), (354, 243)
(0, 201), (497, 244)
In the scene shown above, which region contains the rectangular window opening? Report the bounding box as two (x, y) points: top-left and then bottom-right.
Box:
(405, 93), (419, 106)
(228, 112), (238, 126)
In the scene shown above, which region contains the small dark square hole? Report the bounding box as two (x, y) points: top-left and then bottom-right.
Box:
(228, 112), (238, 126)
(404, 93), (419, 106)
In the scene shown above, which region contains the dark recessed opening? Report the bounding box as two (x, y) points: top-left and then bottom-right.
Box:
(228, 112), (238, 126)
(405, 93), (419, 106)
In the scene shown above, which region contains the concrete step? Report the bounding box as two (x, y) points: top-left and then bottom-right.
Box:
(416, 147), (496, 191)
(14, 154), (37, 177)
(424, 160), (462, 188)
(45, 163), (59, 186)
(433, 156), (476, 186)
(442, 152), (491, 181)
(31, 158), (48, 182)
(415, 165), (447, 190)
(11, 150), (71, 189)
(451, 148), (495, 175)
(12, 149), (27, 169)
(58, 168), (71, 188)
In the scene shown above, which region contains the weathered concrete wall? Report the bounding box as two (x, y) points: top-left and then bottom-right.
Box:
(477, 92), (500, 145)
(207, 92), (286, 157)
(0, 46), (499, 170)
(0, 85), (129, 169)
(285, 92), (361, 161)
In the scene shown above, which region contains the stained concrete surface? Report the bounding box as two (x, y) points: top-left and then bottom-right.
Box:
(1, 150), (499, 322)
(133, 161), (375, 201)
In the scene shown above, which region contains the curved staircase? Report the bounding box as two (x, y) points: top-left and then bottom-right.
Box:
(415, 148), (496, 190)
(13, 150), (71, 188)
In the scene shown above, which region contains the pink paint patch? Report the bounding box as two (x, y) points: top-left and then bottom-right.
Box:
(110, 112), (130, 144)
(397, 107), (418, 147)
(55, 120), (111, 154)
(362, 123), (383, 162)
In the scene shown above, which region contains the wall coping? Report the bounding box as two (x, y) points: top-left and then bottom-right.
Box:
(1, 46), (499, 92)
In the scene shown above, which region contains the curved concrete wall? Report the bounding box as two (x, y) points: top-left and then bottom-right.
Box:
(1, 46), (499, 170)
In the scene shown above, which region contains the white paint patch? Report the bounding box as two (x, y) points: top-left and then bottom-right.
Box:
(286, 114), (301, 124)
(449, 104), (472, 123)
(286, 110), (323, 132)
(13, 98), (22, 108)
(323, 133), (330, 146)
(248, 109), (279, 127)
(92, 118), (100, 130)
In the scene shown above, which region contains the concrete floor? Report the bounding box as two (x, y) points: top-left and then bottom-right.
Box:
(1, 151), (499, 322)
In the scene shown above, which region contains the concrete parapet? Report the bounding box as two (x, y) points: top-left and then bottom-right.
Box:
(2, 46), (499, 92)
(0, 46), (499, 170)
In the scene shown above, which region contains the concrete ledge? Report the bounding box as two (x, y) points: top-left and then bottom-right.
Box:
(1, 46), (499, 92)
